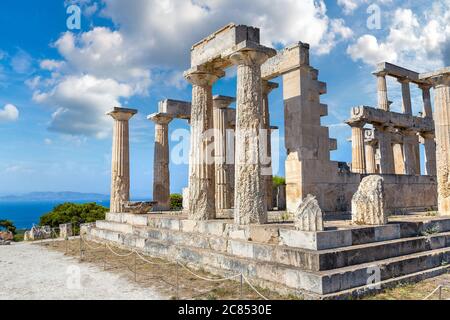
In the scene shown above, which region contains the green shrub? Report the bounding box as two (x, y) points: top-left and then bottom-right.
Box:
(273, 176), (286, 188)
(170, 194), (183, 211)
(0, 220), (16, 235)
(39, 202), (108, 234)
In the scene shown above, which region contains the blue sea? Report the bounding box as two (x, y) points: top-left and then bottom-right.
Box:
(0, 200), (110, 229)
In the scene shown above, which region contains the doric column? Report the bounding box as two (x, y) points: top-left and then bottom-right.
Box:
(364, 129), (378, 174)
(403, 130), (420, 175)
(184, 66), (224, 221)
(399, 78), (412, 115)
(107, 107), (137, 213)
(261, 81), (279, 210)
(420, 84), (433, 118)
(392, 143), (406, 174)
(213, 95), (235, 212)
(230, 48), (273, 225)
(375, 125), (395, 174)
(148, 113), (172, 211)
(347, 120), (366, 174)
(375, 72), (390, 111)
(429, 74), (450, 215)
(421, 132), (437, 176)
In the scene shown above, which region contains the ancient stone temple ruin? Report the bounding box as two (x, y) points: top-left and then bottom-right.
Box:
(87, 24), (450, 299)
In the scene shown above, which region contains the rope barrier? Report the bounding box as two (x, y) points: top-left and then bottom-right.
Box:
(75, 236), (271, 300)
(423, 285), (444, 300)
(242, 275), (269, 301)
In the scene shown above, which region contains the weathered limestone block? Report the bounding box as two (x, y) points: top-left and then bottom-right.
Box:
(24, 225), (52, 241)
(80, 223), (96, 236)
(59, 223), (73, 239)
(123, 201), (157, 214)
(294, 195), (324, 232)
(352, 175), (387, 225)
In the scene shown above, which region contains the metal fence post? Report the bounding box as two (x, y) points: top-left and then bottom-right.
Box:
(439, 286), (443, 300)
(176, 262), (179, 300)
(134, 253), (137, 282)
(240, 274), (243, 300)
(79, 236), (83, 262)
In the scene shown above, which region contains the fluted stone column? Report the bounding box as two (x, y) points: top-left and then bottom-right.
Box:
(392, 142), (406, 175)
(376, 125), (395, 174)
(399, 78), (412, 115)
(148, 113), (172, 211)
(376, 72), (390, 111)
(348, 121), (366, 174)
(429, 74), (450, 215)
(403, 130), (420, 175)
(365, 141), (378, 174)
(185, 67), (224, 221)
(213, 95), (235, 212)
(107, 107), (137, 213)
(420, 84), (433, 118)
(421, 132), (437, 176)
(262, 81), (278, 210)
(230, 49), (272, 225)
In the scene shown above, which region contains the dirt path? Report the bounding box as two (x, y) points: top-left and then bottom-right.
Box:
(0, 242), (164, 300)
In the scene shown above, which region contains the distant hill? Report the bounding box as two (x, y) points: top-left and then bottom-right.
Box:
(0, 192), (110, 202)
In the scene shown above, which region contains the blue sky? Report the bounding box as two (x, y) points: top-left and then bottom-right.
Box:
(0, 0), (448, 198)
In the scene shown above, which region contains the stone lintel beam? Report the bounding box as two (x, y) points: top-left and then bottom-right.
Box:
(158, 99), (191, 120)
(350, 106), (434, 133)
(190, 23), (260, 68)
(261, 42), (310, 80)
(374, 62), (431, 86)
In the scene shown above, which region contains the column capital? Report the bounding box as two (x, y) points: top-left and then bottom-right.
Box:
(397, 77), (411, 84)
(107, 107), (137, 121)
(229, 44), (276, 67)
(213, 95), (236, 109)
(346, 119), (366, 128)
(262, 80), (279, 95)
(420, 68), (450, 88)
(373, 71), (388, 77)
(418, 83), (432, 91)
(420, 131), (435, 140)
(184, 65), (225, 87)
(147, 113), (173, 125)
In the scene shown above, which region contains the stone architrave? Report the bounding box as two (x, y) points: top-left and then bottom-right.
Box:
(230, 46), (275, 225)
(148, 113), (173, 211)
(294, 194), (324, 232)
(352, 175), (387, 225)
(107, 107), (137, 213)
(184, 66), (224, 221)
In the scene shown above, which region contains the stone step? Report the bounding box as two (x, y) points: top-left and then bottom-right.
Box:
(104, 213), (450, 250)
(90, 226), (450, 296)
(96, 220), (450, 271)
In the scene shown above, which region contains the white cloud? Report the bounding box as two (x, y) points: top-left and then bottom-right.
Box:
(40, 59), (65, 71)
(0, 104), (19, 122)
(337, 0), (392, 15)
(33, 75), (133, 138)
(347, 34), (397, 65)
(44, 138), (53, 145)
(11, 49), (33, 74)
(347, 5), (450, 71)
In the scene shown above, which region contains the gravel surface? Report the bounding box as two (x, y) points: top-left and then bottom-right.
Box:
(0, 242), (164, 300)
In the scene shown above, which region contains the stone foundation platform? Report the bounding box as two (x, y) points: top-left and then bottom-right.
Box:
(86, 212), (450, 299)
